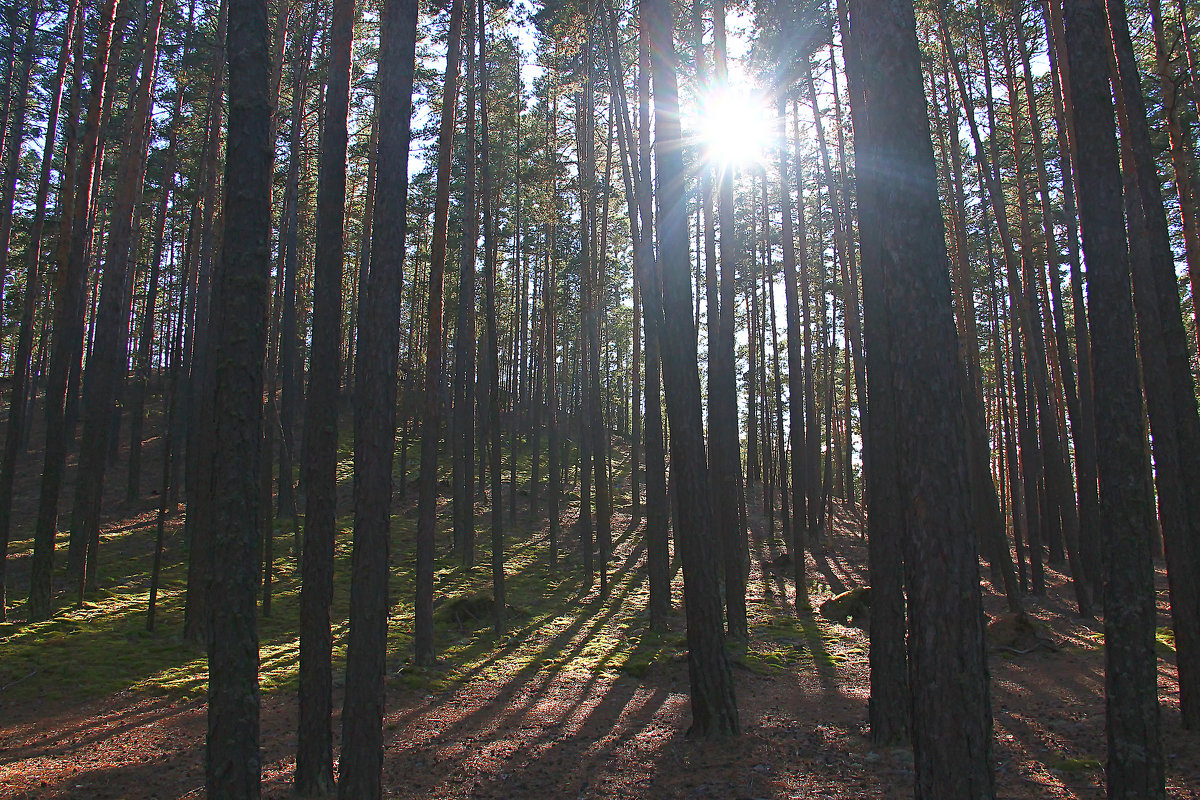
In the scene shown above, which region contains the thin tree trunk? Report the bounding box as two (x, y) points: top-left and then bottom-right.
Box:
(478, 0), (503, 633)
(0, 0), (40, 325)
(277, 11), (317, 543)
(413, 0), (464, 667)
(453, 0), (477, 565)
(10, 0), (76, 622)
(776, 99), (810, 612)
(128, 81), (183, 502)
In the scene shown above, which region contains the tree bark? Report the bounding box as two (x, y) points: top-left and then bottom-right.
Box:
(204, 0), (272, 792)
(646, 0), (739, 736)
(413, 0), (465, 667)
(295, 0), (353, 790)
(1107, 0), (1200, 731)
(453, 0), (478, 565)
(846, 2), (994, 794)
(1062, 2), (1165, 795)
(9, 0), (76, 622)
(31, 0), (127, 619)
(337, 0), (417, 794)
(71, 0), (166, 598)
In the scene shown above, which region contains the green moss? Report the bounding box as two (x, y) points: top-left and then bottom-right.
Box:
(1047, 755), (1102, 773)
(1156, 626), (1176, 656)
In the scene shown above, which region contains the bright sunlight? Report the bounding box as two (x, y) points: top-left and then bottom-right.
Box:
(696, 79), (773, 171)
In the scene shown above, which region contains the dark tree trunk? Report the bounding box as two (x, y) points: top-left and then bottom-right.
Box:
(477, 0), (503, 633)
(8, 0), (76, 622)
(413, 0), (464, 667)
(1061, 1), (1165, 796)
(709, 0), (747, 643)
(344, 112), (377, 389)
(1107, 0), (1200, 732)
(295, 0), (353, 791)
(0, 0), (39, 326)
(71, 0), (165, 598)
(31, 0), (127, 619)
(128, 82), (183, 502)
(204, 0), (272, 792)
(633, 14), (668, 629)
(775, 100), (809, 612)
(845, 2), (994, 795)
(337, 0), (417, 795)
(452, 0), (477, 566)
(183, 0), (228, 647)
(645, 0), (738, 737)
(277, 12), (317, 541)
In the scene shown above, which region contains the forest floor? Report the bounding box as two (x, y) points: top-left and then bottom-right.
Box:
(1, 410), (1198, 798)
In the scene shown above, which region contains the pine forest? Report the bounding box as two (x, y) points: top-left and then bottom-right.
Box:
(0, 0), (1199, 797)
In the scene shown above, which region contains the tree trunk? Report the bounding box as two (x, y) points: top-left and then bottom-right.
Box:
(295, 0), (353, 791)
(337, 0), (417, 795)
(9, 0), (76, 622)
(413, 0), (465, 667)
(204, 0), (272, 792)
(1107, 0), (1200, 731)
(277, 11), (317, 541)
(0, 0), (40, 327)
(128, 81), (183, 502)
(453, 0), (477, 565)
(845, 2), (995, 794)
(183, 0), (228, 647)
(645, 0), (738, 737)
(71, 0), (165, 598)
(30, 0), (127, 620)
(776, 100), (811, 613)
(477, 0), (503, 633)
(1062, 2), (1165, 795)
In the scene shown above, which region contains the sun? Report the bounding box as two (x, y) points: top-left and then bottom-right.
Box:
(697, 81), (772, 171)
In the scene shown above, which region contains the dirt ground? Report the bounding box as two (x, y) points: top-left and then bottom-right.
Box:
(0, 410), (1197, 799)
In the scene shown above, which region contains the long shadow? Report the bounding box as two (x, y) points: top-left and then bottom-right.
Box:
(448, 679), (680, 800)
(0, 697), (189, 766)
(406, 554), (647, 744)
(380, 513), (660, 744)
